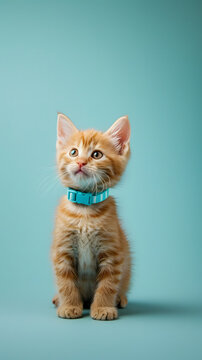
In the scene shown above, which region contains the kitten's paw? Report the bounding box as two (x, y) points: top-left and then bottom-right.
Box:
(57, 305), (83, 319)
(117, 294), (128, 308)
(52, 294), (59, 307)
(90, 306), (118, 321)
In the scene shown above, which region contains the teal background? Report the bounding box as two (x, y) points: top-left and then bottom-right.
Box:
(0, 0), (201, 359)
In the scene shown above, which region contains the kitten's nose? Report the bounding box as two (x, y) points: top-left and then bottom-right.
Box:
(77, 161), (87, 168)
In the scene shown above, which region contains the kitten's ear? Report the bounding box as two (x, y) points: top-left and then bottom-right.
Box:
(105, 116), (131, 154)
(57, 113), (78, 146)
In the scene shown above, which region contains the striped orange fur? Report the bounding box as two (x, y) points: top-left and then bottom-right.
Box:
(51, 113), (131, 320)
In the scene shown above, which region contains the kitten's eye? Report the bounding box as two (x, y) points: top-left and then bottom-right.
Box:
(91, 150), (103, 159)
(69, 148), (78, 157)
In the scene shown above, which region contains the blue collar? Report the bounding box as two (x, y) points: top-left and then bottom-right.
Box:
(67, 187), (109, 206)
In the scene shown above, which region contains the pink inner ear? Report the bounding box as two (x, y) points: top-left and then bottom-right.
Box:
(58, 118), (71, 139)
(117, 122), (130, 145)
(58, 119), (66, 138)
(57, 114), (77, 145)
(107, 116), (130, 153)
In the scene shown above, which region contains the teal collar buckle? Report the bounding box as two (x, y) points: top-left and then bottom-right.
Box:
(67, 187), (109, 206)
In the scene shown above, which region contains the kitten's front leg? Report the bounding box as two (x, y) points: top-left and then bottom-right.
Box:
(53, 240), (83, 319)
(91, 249), (123, 320)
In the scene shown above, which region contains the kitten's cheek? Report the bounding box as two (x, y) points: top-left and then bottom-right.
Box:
(65, 165), (72, 176)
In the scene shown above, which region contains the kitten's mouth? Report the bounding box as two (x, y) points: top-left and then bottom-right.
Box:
(74, 169), (89, 176)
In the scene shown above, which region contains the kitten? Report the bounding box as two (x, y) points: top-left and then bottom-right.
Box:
(51, 113), (131, 320)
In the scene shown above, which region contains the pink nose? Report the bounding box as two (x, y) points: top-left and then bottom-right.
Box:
(77, 161), (87, 168)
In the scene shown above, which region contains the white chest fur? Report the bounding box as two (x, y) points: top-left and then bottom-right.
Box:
(75, 230), (98, 301)
(78, 233), (96, 276)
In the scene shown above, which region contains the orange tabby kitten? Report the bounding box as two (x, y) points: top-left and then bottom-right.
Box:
(51, 113), (131, 320)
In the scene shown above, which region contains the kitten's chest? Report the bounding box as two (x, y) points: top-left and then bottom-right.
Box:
(72, 228), (99, 276)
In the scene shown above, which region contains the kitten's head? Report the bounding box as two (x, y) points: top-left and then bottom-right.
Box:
(56, 113), (131, 193)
